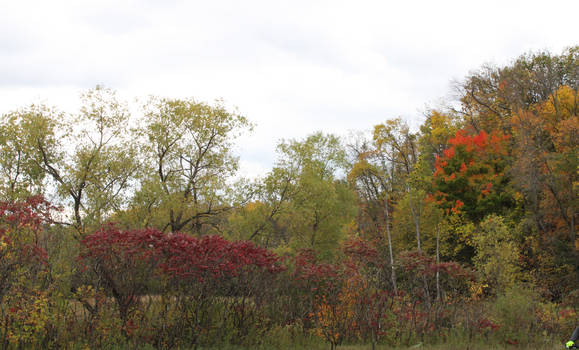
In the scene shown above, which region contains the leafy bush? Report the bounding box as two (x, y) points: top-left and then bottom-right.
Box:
(493, 285), (539, 345)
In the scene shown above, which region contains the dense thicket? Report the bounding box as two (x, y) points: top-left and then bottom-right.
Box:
(0, 46), (576, 349)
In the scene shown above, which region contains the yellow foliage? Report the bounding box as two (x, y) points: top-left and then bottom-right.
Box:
(311, 275), (365, 346)
(470, 282), (489, 300)
(4, 290), (50, 345)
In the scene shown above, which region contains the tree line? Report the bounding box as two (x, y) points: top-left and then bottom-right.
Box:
(0, 46), (577, 349)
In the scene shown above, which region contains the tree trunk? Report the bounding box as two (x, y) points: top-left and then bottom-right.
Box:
(436, 225), (441, 300)
(384, 198), (397, 293)
(407, 190), (422, 252)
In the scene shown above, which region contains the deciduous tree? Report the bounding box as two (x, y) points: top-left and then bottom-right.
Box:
(132, 98), (251, 234)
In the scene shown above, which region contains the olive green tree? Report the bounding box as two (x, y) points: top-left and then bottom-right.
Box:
(129, 97), (252, 234)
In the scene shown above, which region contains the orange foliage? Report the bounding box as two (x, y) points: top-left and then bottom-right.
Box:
(432, 128), (512, 220)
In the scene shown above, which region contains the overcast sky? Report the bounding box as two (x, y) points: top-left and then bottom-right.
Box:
(1, 0), (577, 178)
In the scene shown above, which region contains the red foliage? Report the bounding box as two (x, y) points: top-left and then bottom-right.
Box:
(0, 196), (55, 265)
(343, 237), (381, 266)
(80, 225), (165, 264)
(292, 249), (343, 294)
(160, 233), (284, 281)
(78, 225), (167, 321)
(398, 251), (474, 285)
(0, 195), (52, 228)
(79, 226), (284, 282)
(79, 225), (285, 323)
(398, 251), (437, 276)
(435, 130), (509, 176)
(448, 130), (490, 152)
(432, 128), (511, 220)
(476, 318), (501, 333)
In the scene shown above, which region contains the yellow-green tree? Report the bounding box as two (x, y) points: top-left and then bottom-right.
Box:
(472, 215), (520, 294)
(229, 132), (356, 259)
(129, 97), (251, 234)
(0, 87), (138, 236)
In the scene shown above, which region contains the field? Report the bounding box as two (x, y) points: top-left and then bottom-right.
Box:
(184, 343), (564, 350)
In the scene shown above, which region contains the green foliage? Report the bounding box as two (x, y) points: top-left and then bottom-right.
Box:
(431, 129), (515, 222)
(473, 215), (521, 295)
(0, 87), (138, 236)
(436, 214), (476, 264)
(0, 107), (49, 201)
(392, 189), (441, 254)
(493, 285), (540, 345)
(129, 97), (252, 234)
(229, 132), (356, 259)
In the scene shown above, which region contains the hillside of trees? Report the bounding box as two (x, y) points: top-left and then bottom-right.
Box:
(0, 47), (577, 349)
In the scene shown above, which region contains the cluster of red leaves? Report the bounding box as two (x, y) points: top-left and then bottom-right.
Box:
(0, 196), (54, 234)
(292, 249), (342, 293)
(477, 318), (501, 333)
(449, 129), (508, 154)
(436, 261), (474, 281)
(0, 196), (55, 264)
(343, 237), (382, 266)
(161, 233), (284, 281)
(79, 225), (284, 283)
(558, 308), (575, 319)
(432, 128), (510, 217)
(434, 129), (508, 178)
(398, 251), (437, 275)
(398, 251), (473, 281)
(79, 225), (165, 269)
(357, 288), (398, 336)
(80, 225), (164, 257)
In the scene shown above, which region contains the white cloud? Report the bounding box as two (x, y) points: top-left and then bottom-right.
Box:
(1, 0), (577, 178)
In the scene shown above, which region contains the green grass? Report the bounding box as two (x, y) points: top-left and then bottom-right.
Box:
(194, 342), (563, 350)
(62, 339), (563, 350)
